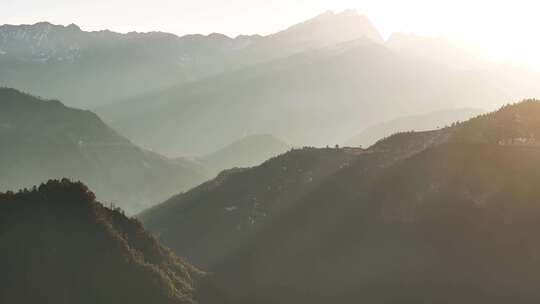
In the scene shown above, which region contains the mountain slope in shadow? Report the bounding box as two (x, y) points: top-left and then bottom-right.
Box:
(145, 100), (540, 304)
(0, 179), (202, 304)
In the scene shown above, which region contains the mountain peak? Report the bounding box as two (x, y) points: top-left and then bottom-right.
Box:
(33, 21), (53, 28)
(305, 9), (362, 24)
(207, 32), (232, 40)
(311, 10), (336, 20)
(66, 23), (82, 31)
(309, 9), (360, 21)
(199, 133), (290, 173)
(279, 9), (383, 44)
(9, 21), (82, 32)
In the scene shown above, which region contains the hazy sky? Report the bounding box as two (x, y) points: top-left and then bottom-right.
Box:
(3, 0), (540, 70)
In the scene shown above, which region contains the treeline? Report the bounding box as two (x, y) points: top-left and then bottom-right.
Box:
(0, 179), (202, 304)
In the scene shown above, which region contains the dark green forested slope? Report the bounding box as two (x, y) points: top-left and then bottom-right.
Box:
(207, 143), (540, 304)
(0, 88), (209, 214)
(146, 100), (540, 304)
(205, 100), (540, 304)
(140, 147), (363, 268)
(0, 179), (202, 304)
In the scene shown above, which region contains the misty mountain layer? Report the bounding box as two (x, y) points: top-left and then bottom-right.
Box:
(4, 10), (534, 156)
(4, 7), (540, 304)
(198, 134), (290, 174)
(0, 88), (209, 214)
(105, 37), (540, 155)
(0, 10), (381, 108)
(344, 108), (483, 147)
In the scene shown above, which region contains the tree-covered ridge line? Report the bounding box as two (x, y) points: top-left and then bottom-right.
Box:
(0, 178), (205, 304)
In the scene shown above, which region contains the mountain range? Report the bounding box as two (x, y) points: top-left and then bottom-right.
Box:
(101, 35), (540, 155)
(0, 21), (253, 108)
(95, 11), (540, 156)
(0, 88), (209, 214)
(3, 9), (540, 304)
(4, 10), (538, 156)
(0, 10), (380, 108)
(142, 100), (540, 304)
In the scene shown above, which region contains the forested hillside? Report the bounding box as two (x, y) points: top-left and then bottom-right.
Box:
(145, 100), (540, 304)
(141, 147), (362, 268)
(0, 179), (202, 304)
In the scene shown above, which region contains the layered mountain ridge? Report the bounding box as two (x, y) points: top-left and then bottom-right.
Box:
(101, 37), (540, 155)
(4, 10), (539, 157)
(345, 108), (483, 148)
(143, 100), (540, 304)
(0, 88), (209, 214)
(0, 10), (382, 107)
(3, 7), (540, 304)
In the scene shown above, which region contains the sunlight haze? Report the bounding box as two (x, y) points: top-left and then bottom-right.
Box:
(4, 1), (540, 303)
(3, 0), (540, 70)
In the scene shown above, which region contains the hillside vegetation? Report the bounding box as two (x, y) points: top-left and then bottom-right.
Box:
(145, 100), (540, 304)
(0, 179), (202, 304)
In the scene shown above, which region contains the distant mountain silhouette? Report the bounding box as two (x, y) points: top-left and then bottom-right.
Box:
(0, 22), (256, 107)
(344, 108), (483, 147)
(0, 10), (382, 107)
(199, 134), (290, 174)
(3, 11), (539, 156)
(231, 10), (383, 64)
(0, 88), (208, 214)
(100, 37), (540, 155)
(143, 100), (540, 304)
(0, 179), (201, 304)
(275, 10), (383, 44)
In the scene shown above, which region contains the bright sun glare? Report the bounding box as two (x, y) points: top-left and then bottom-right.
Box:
(327, 0), (540, 70)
